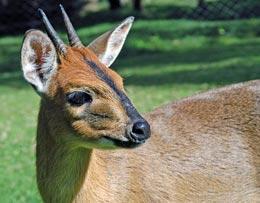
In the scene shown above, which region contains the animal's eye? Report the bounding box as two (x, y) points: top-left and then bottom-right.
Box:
(66, 91), (92, 106)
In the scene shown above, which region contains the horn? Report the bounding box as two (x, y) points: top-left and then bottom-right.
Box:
(59, 4), (83, 48)
(38, 8), (66, 54)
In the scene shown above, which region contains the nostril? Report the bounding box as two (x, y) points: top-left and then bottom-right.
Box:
(130, 120), (151, 142)
(132, 122), (146, 135)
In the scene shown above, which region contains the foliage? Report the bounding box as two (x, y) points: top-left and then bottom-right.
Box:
(1, 0), (260, 34)
(0, 0), (85, 34)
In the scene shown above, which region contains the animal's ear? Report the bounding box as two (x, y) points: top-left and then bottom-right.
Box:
(87, 16), (134, 67)
(21, 29), (57, 93)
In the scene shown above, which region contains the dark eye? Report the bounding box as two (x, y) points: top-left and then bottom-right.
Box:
(66, 91), (92, 106)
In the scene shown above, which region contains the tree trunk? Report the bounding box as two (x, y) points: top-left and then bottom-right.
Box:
(197, 0), (207, 10)
(133, 0), (142, 11)
(108, 0), (121, 10)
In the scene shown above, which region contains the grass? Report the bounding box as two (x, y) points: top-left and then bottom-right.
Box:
(0, 16), (260, 202)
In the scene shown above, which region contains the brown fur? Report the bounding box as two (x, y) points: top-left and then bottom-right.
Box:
(22, 30), (260, 202)
(46, 48), (128, 141)
(71, 81), (260, 202)
(71, 80), (260, 202)
(36, 47), (260, 203)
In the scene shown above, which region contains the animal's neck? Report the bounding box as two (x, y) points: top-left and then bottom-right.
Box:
(36, 104), (94, 203)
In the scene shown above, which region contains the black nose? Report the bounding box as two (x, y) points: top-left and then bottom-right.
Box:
(129, 120), (151, 143)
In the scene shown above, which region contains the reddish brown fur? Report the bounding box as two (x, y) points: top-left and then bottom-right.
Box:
(22, 29), (260, 202)
(74, 80), (259, 202)
(38, 48), (260, 202)
(47, 47), (128, 141)
(50, 47), (124, 97)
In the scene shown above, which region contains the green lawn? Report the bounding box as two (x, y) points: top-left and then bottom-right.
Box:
(0, 18), (260, 202)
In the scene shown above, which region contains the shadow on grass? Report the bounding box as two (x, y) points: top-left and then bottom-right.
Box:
(116, 40), (260, 68)
(123, 63), (260, 86)
(1, 19), (260, 89)
(0, 72), (28, 89)
(1, 40), (260, 89)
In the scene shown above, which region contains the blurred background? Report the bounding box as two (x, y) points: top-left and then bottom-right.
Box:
(0, 0), (260, 202)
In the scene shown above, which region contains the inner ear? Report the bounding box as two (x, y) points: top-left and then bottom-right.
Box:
(87, 17), (134, 67)
(21, 30), (57, 93)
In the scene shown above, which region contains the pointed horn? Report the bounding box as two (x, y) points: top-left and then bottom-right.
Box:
(59, 4), (83, 48)
(38, 8), (66, 54)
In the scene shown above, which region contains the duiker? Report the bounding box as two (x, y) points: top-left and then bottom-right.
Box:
(21, 5), (260, 203)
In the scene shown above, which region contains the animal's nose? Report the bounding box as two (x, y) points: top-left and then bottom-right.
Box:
(129, 120), (151, 143)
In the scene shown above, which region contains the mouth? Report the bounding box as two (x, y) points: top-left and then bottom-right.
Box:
(103, 136), (145, 149)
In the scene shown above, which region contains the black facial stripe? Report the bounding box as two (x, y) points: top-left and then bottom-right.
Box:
(118, 91), (143, 121)
(86, 60), (118, 95)
(86, 60), (142, 121)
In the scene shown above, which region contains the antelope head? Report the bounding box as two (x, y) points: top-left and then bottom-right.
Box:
(21, 5), (150, 149)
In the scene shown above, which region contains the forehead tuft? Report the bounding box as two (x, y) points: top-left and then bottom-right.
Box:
(54, 47), (123, 92)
